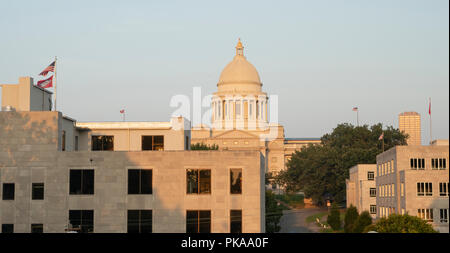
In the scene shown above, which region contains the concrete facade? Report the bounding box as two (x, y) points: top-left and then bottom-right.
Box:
(398, 112), (421, 146)
(345, 164), (377, 218)
(376, 143), (449, 233)
(0, 111), (265, 233)
(1, 77), (52, 112)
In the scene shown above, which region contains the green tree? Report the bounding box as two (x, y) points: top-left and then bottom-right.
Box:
(190, 142), (219, 150)
(265, 190), (284, 233)
(276, 123), (407, 204)
(344, 205), (359, 233)
(353, 211), (372, 233)
(370, 214), (437, 233)
(327, 202), (341, 231)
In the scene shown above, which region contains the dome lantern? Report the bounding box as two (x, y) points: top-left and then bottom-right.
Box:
(236, 38), (244, 56)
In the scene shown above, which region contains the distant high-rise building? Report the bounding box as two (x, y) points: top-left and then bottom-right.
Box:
(399, 112), (421, 146)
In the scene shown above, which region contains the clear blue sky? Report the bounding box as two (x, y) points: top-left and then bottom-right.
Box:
(0, 0), (448, 143)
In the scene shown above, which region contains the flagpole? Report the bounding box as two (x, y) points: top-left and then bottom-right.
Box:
(54, 56), (57, 111)
(429, 97), (432, 144)
(357, 109), (359, 127)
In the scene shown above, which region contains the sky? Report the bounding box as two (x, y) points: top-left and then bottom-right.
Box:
(0, 0), (448, 144)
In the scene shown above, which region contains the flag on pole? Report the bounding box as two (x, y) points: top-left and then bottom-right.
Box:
(378, 132), (384, 140)
(37, 75), (53, 88)
(428, 99), (431, 115)
(352, 107), (358, 111)
(39, 61), (56, 76)
(120, 109), (125, 114)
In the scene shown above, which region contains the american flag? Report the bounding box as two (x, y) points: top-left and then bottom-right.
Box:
(37, 75), (53, 88)
(378, 132), (384, 140)
(120, 109), (125, 113)
(352, 107), (358, 111)
(39, 61), (55, 76)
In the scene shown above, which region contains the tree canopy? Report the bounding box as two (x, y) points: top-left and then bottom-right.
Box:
(368, 214), (437, 233)
(190, 142), (219, 150)
(275, 123), (407, 205)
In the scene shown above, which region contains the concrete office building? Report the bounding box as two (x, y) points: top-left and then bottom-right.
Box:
(398, 112), (421, 146)
(376, 142), (449, 233)
(346, 164), (377, 218)
(0, 77), (265, 233)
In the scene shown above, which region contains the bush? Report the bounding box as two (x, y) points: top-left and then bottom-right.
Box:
(372, 214), (437, 233)
(190, 142), (219, 150)
(344, 205), (359, 233)
(353, 211), (372, 233)
(265, 190), (284, 233)
(327, 203), (341, 230)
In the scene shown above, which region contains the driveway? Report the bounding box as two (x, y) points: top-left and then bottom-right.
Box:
(278, 207), (328, 233)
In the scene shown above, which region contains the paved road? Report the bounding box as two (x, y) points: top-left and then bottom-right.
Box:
(278, 208), (328, 233)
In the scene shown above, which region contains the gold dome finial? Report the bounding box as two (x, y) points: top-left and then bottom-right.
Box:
(236, 38), (244, 56)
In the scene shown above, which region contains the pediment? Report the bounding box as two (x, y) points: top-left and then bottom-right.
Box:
(212, 129), (260, 139)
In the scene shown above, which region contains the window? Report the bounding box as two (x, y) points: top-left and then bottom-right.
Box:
(32, 183), (44, 200)
(410, 158), (425, 170)
(2, 183), (14, 200)
(69, 210), (94, 233)
(370, 205), (377, 214)
(31, 224), (43, 233)
(91, 136), (114, 151)
(401, 183), (405, 197)
(367, 171), (374, 181)
(128, 169), (152, 195)
(230, 210), (242, 233)
(418, 209), (433, 222)
(391, 184), (395, 197)
(141, 136), (164, 151)
(440, 209), (448, 223)
(1, 224), (13, 233)
(439, 182), (449, 196)
(236, 101), (241, 118)
(186, 210), (211, 233)
(127, 210), (152, 233)
(62, 130), (66, 151)
(69, 170), (94, 195)
(185, 136), (189, 150)
(230, 169), (242, 194)
(370, 188), (376, 197)
(75, 136), (79, 151)
(432, 158), (447, 169)
(186, 169), (211, 194)
(417, 182), (432, 196)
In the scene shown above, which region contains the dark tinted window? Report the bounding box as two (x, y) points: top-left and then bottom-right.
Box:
(31, 224), (43, 233)
(230, 169), (242, 194)
(187, 170), (199, 194)
(69, 210), (94, 233)
(1, 224), (13, 233)
(187, 169), (211, 194)
(230, 210), (242, 233)
(128, 210), (152, 233)
(186, 210), (211, 233)
(142, 136), (164, 151)
(2, 183), (15, 200)
(128, 169), (152, 194)
(70, 170), (94, 195)
(92, 136), (114, 151)
(32, 183), (44, 200)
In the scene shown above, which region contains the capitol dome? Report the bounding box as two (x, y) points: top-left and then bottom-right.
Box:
(217, 39), (262, 94)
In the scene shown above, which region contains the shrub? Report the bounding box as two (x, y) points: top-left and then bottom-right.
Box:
(327, 202), (341, 231)
(353, 211), (372, 233)
(344, 205), (359, 233)
(372, 214), (437, 233)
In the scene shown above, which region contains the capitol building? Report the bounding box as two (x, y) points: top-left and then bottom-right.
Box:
(192, 39), (320, 176)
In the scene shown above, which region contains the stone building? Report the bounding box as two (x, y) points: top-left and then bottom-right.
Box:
(0, 78), (265, 233)
(376, 142), (449, 233)
(345, 164), (377, 218)
(398, 111), (421, 146)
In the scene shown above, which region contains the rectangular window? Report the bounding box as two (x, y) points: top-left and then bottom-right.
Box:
(2, 183), (15, 200)
(69, 210), (94, 233)
(230, 210), (242, 233)
(31, 224), (43, 233)
(185, 136), (189, 150)
(417, 182), (432, 196)
(370, 188), (376, 197)
(141, 136), (164, 151)
(440, 209), (448, 223)
(127, 210), (152, 233)
(186, 210), (211, 233)
(401, 183), (405, 197)
(439, 182), (449, 196)
(32, 183), (44, 200)
(69, 170), (94, 195)
(230, 169), (242, 194)
(128, 169), (152, 195)
(370, 205), (377, 214)
(391, 184), (395, 197)
(91, 136), (114, 151)
(1, 224), (13, 233)
(62, 130), (66, 151)
(418, 209), (433, 222)
(186, 169), (211, 194)
(367, 171), (375, 181)
(75, 136), (79, 151)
